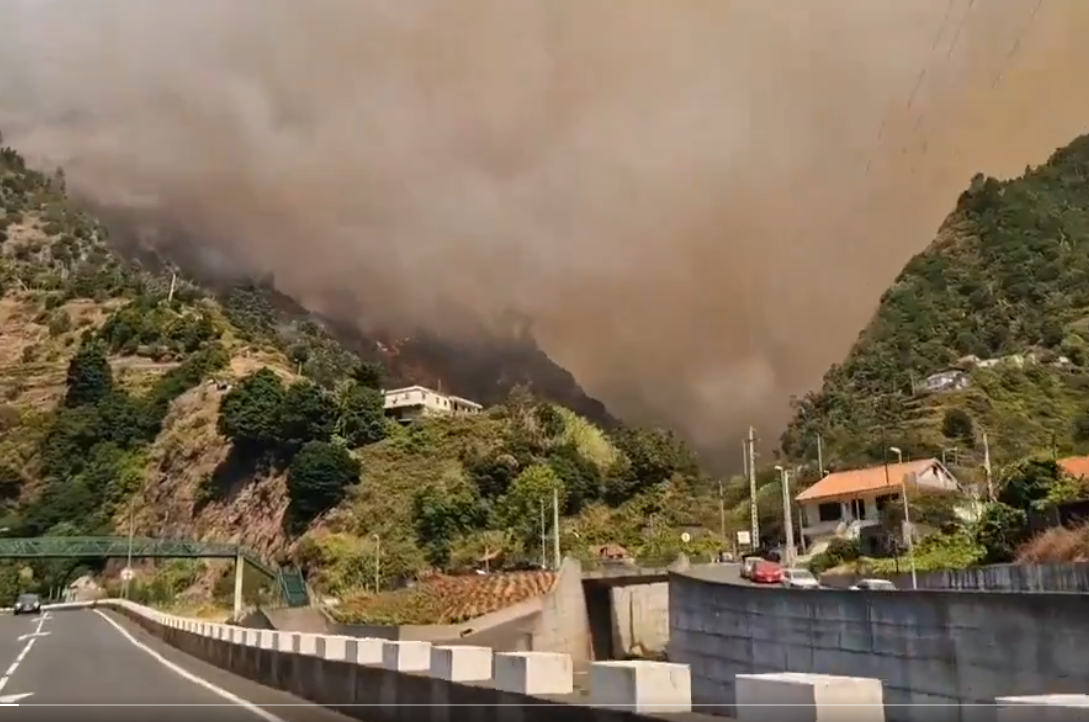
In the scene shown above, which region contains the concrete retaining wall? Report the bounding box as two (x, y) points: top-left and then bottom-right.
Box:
(94, 599), (698, 722)
(667, 571), (1089, 722)
(609, 583), (669, 658)
(313, 558), (593, 662)
(821, 561), (1089, 592)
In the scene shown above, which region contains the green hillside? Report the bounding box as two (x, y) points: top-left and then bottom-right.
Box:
(783, 134), (1089, 473)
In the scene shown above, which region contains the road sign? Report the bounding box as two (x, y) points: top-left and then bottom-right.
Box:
(736, 530), (752, 546)
(680, 532), (691, 544)
(120, 567), (134, 581)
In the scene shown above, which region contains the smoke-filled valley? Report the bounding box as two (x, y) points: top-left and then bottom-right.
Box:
(3, 0), (1089, 460)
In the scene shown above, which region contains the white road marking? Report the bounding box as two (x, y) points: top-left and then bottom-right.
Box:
(0, 610), (48, 694)
(93, 611), (289, 722)
(17, 632), (50, 642)
(0, 692), (32, 705)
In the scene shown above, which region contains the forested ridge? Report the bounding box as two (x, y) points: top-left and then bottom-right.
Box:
(783, 134), (1089, 473)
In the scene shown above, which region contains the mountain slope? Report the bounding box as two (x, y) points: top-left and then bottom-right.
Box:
(0, 137), (714, 609)
(782, 134), (1089, 473)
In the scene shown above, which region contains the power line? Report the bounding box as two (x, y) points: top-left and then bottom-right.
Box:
(991, 0), (1045, 90)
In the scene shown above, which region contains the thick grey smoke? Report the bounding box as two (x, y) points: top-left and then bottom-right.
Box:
(2, 0), (1088, 456)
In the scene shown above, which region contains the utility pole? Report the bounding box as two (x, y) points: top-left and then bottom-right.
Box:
(816, 433), (825, 477)
(889, 446), (917, 590)
(372, 534), (381, 593)
(552, 487), (561, 570)
(540, 502), (547, 569)
(747, 426), (759, 549)
(123, 499), (136, 599)
(167, 271), (177, 303)
(983, 431), (994, 502)
(717, 477), (727, 554)
(774, 465), (795, 567)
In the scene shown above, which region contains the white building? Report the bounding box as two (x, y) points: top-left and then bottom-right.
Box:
(382, 385), (483, 424)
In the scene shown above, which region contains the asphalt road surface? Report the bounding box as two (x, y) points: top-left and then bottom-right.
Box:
(0, 607), (358, 722)
(684, 562), (769, 587)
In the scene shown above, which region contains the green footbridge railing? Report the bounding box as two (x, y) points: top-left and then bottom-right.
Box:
(0, 536), (310, 608)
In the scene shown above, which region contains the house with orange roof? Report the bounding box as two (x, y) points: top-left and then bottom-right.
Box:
(795, 458), (961, 545)
(1058, 456), (1089, 479)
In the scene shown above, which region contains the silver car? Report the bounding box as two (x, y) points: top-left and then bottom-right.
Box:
(13, 593), (40, 615)
(781, 568), (821, 589)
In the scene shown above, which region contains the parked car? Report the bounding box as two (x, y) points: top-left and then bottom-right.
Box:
(849, 578), (897, 591)
(750, 561), (784, 585)
(740, 556), (762, 580)
(781, 568), (821, 590)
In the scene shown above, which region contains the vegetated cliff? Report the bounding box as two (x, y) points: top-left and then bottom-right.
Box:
(0, 139), (719, 608)
(782, 133), (1089, 475)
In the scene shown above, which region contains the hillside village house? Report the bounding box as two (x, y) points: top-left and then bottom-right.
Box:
(1058, 456), (1089, 479)
(382, 385), (483, 424)
(795, 458), (962, 549)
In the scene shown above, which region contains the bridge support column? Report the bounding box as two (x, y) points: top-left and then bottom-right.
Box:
(233, 553), (244, 621)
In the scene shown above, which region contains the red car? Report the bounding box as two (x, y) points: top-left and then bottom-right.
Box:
(751, 561), (783, 584)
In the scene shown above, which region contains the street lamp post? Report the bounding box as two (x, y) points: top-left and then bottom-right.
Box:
(888, 446), (917, 590)
(773, 465), (795, 568)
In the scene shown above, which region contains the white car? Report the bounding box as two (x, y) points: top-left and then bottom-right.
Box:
(849, 579), (897, 591)
(781, 568), (821, 590)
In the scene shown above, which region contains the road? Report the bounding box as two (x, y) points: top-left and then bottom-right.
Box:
(684, 562), (768, 587)
(0, 607), (357, 721)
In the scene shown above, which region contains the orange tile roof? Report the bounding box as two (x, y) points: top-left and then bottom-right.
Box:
(1059, 456), (1089, 478)
(795, 458), (942, 503)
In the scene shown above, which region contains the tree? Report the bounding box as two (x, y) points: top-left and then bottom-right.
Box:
(286, 441), (361, 524)
(411, 486), (486, 566)
(612, 426), (699, 492)
(351, 361), (385, 391)
(547, 443), (603, 513)
(494, 464), (566, 547)
(997, 457), (1062, 511)
(64, 342), (113, 408)
(218, 369), (287, 453)
(941, 408), (975, 442)
(278, 380), (337, 449)
(337, 384), (387, 447)
(1073, 412), (1089, 443)
(976, 502), (1030, 564)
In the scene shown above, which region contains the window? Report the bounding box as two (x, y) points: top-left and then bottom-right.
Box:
(817, 502), (841, 522)
(850, 498), (866, 520)
(876, 494), (897, 511)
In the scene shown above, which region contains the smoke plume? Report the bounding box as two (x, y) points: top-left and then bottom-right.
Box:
(2, 0), (1089, 458)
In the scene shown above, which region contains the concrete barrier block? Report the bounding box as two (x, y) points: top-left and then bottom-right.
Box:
(274, 631), (296, 652)
(257, 630), (277, 649)
(495, 652), (573, 696)
(431, 645), (493, 682)
(997, 695), (1089, 722)
(229, 627), (247, 644)
(243, 628), (261, 646)
(382, 641), (432, 672)
(736, 672), (884, 722)
(293, 633), (319, 656)
(348, 637), (385, 665)
(317, 635), (353, 661)
(590, 660), (692, 714)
